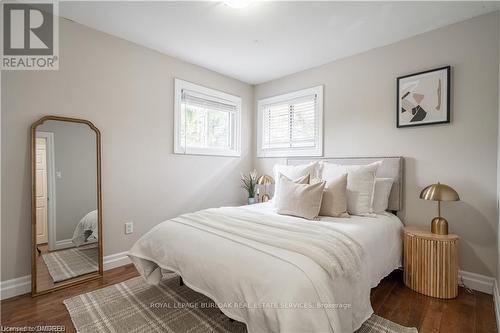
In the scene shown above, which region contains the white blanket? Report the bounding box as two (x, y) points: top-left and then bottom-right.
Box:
(128, 205), (403, 333)
(72, 210), (98, 247)
(175, 208), (364, 279)
(248, 203), (403, 289)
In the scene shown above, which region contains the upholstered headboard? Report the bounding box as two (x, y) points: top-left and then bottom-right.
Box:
(287, 156), (404, 212)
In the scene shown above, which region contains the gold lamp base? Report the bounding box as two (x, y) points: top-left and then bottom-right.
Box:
(431, 217), (449, 235)
(261, 194), (270, 202)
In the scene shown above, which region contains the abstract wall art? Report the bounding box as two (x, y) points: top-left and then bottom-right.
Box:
(397, 66), (450, 128)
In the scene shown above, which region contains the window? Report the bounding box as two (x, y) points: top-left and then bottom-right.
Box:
(174, 79), (241, 156)
(257, 86), (323, 157)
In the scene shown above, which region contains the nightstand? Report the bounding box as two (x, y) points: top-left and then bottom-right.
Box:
(403, 226), (459, 299)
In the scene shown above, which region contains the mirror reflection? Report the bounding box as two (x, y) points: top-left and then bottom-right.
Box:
(34, 119), (100, 292)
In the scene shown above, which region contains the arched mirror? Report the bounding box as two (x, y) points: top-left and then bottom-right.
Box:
(31, 116), (103, 296)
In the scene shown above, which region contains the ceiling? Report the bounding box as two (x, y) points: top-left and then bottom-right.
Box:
(59, 1), (500, 84)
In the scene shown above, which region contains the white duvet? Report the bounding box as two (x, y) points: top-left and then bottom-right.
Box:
(128, 203), (403, 333)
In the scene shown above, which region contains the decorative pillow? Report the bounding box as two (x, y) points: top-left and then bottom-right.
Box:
(318, 173), (349, 218)
(273, 174), (310, 207)
(272, 162), (318, 206)
(321, 161), (381, 215)
(276, 175), (325, 220)
(372, 178), (394, 213)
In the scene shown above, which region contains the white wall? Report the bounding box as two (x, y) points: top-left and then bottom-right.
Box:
(1, 9), (498, 285)
(255, 12), (500, 277)
(1, 17), (254, 281)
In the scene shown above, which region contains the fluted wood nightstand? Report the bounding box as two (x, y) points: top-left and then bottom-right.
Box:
(403, 226), (459, 299)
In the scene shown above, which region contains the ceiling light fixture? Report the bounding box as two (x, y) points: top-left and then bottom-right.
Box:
(223, 0), (253, 9)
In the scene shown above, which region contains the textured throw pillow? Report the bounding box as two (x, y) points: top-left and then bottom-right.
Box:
(318, 173), (350, 218)
(276, 176), (325, 220)
(272, 162), (318, 206)
(372, 178), (394, 213)
(321, 161), (381, 215)
(273, 174), (310, 207)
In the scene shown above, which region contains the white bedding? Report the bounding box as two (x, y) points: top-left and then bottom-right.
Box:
(246, 203), (403, 288)
(71, 210), (98, 247)
(128, 203), (403, 333)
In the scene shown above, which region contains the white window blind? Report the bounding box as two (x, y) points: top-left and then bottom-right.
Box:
(258, 86), (323, 157)
(262, 94), (317, 150)
(174, 79), (241, 156)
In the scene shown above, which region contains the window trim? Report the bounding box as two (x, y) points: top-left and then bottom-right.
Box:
(257, 85), (323, 158)
(174, 78), (242, 157)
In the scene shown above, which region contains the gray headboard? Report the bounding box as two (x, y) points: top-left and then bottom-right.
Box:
(287, 156), (404, 212)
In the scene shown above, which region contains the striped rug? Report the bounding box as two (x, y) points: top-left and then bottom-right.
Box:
(64, 275), (418, 333)
(42, 245), (98, 282)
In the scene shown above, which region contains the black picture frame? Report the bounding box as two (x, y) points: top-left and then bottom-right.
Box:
(396, 66), (451, 128)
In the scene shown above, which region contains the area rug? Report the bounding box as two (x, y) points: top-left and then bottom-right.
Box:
(42, 245), (98, 282)
(64, 275), (417, 333)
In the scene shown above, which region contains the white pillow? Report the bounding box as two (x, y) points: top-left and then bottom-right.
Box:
(274, 174), (310, 207)
(317, 173), (350, 218)
(321, 161), (381, 215)
(272, 162), (318, 206)
(276, 175), (325, 220)
(372, 178), (394, 213)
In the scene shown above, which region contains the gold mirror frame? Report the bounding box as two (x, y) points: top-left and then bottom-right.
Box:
(31, 115), (103, 297)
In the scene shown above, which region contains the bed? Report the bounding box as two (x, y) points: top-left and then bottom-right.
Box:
(128, 157), (404, 333)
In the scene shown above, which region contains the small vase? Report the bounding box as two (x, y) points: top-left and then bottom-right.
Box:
(248, 197), (256, 205)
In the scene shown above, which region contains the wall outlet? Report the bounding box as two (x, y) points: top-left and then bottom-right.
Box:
(125, 222), (133, 234)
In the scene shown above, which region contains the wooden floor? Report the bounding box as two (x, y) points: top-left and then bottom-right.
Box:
(1, 265), (497, 333)
(371, 270), (497, 333)
(35, 243), (55, 290)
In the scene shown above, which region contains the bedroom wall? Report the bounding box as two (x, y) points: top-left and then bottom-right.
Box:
(37, 121), (98, 242)
(1, 18), (254, 281)
(255, 12), (500, 277)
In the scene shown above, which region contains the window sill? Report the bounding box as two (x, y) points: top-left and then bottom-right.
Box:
(256, 148), (323, 158)
(174, 148), (241, 157)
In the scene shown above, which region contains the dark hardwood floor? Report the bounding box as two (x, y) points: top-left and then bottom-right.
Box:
(1, 265), (497, 332)
(1, 264), (138, 332)
(371, 270), (497, 333)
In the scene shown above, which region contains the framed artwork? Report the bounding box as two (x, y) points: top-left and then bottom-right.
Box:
(397, 66), (450, 128)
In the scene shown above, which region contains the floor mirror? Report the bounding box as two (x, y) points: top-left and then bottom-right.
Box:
(31, 116), (103, 296)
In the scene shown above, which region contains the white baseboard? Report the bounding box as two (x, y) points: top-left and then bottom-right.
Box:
(0, 251), (131, 300)
(459, 270), (496, 294)
(55, 239), (74, 250)
(0, 275), (31, 301)
(494, 280), (500, 333)
(103, 251), (131, 270)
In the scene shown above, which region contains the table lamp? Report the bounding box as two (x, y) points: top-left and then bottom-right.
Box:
(419, 182), (460, 235)
(257, 175), (274, 202)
